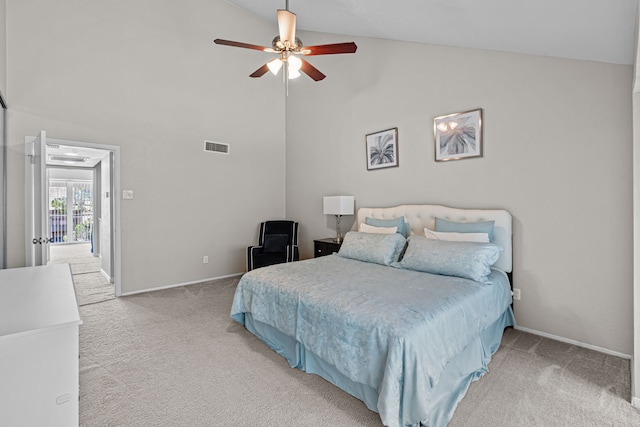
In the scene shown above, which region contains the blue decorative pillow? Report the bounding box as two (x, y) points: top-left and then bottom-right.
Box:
(338, 232), (407, 266)
(434, 218), (495, 242)
(394, 236), (502, 283)
(365, 216), (411, 238)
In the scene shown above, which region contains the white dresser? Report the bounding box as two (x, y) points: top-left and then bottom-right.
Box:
(0, 264), (83, 427)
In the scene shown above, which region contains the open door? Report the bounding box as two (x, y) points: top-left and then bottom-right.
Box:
(25, 130), (50, 266)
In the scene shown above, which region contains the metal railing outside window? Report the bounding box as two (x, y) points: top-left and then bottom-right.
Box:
(49, 179), (93, 244)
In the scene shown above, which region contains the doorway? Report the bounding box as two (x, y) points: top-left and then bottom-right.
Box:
(25, 131), (122, 296)
(47, 167), (114, 305)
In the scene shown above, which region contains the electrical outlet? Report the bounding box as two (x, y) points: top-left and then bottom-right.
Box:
(512, 288), (521, 301)
(203, 256), (209, 264)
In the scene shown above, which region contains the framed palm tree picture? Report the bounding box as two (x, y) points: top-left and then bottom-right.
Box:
(434, 108), (483, 161)
(366, 127), (398, 170)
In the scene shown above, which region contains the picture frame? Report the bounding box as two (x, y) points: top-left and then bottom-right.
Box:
(434, 108), (483, 162)
(366, 127), (398, 170)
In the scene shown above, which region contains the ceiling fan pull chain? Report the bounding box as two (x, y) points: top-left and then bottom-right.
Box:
(285, 64), (289, 96)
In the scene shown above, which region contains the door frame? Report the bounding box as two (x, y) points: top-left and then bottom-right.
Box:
(25, 134), (122, 296)
(24, 131), (48, 266)
(0, 103), (5, 269)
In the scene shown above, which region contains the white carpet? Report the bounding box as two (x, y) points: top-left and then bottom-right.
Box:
(49, 243), (114, 306)
(80, 279), (382, 426)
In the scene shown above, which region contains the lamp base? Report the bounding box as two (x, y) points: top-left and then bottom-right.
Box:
(334, 215), (344, 244)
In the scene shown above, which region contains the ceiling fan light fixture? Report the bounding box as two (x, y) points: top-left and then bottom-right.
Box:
(287, 55), (302, 72)
(287, 55), (302, 79)
(267, 58), (283, 75)
(288, 68), (301, 79)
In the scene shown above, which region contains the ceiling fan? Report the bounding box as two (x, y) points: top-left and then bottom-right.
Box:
(214, 1), (357, 82)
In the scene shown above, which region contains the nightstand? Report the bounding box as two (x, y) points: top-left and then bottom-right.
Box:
(314, 238), (342, 258)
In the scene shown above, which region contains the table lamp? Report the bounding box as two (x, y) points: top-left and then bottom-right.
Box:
(323, 196), (355, 243)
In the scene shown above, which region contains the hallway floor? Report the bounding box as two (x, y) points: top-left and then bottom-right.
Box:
(49, 243), (114, 305)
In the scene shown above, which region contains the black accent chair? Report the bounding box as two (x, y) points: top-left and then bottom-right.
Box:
(247, 220), (299, 271)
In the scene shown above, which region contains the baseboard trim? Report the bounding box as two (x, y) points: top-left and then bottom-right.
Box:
(632, 396), (640, 408)
(120, 272), (243, 296)
(514, 325), (631, 360)
(100, 268), (111, 283)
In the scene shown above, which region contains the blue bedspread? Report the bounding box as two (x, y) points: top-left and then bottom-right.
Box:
(231, 255), (513, 427)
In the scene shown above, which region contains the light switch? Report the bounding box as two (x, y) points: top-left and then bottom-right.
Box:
(123, 190), (134, 200)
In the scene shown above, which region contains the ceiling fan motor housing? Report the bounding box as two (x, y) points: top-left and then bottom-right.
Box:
(272, 36), (303, 52)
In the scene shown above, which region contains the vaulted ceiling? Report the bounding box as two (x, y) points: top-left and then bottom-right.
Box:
(227, 0), (638, 65)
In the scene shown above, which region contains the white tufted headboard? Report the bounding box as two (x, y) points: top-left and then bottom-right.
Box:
(354, 204), (512, 273)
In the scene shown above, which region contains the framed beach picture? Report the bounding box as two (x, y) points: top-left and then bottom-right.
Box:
(434, 109), (483, 162)
(366, 127), (398, 170)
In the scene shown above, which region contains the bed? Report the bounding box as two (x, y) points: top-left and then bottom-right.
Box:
(231, 204), (514, 427)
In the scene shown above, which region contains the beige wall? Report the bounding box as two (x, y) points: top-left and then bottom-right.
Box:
(5, 0), (286, 293)
(4, 0), (634, 358)
(0, 0), (5, 98)
(286, 33), (634, 356)
(632, 6), (640, 407)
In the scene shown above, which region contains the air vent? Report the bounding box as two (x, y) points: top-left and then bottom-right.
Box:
(204, 140), (229, 154)
(47, 144), (60, 149)
(49, 155), (88, 163)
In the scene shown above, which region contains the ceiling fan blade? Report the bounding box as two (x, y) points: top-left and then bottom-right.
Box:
(249, 63), (270, 78)
(214, 39), (272, 52)
(299, 58), (326, 81)
(301, 42), (358, 56)
(277, 9), (296, 44)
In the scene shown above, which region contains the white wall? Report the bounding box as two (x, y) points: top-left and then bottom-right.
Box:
(5, 0), (286, 293)
(286, 33), (634, 356)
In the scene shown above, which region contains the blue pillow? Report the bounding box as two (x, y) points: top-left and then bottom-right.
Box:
(394, 236), (502, 283)
(365, 216), (411, 238)
(434, 218), (495, 242)
(338, 232), (407, 266)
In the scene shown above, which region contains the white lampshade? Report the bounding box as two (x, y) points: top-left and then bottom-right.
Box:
(288, 68), (301, 79)
(287, 55), (302, 72)
(323, 196), (355, 216)
(267, 58), (283, 75)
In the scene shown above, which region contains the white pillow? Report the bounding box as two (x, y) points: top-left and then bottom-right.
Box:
(359, 223), (398, 234)
(424, 228), (490, 243)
